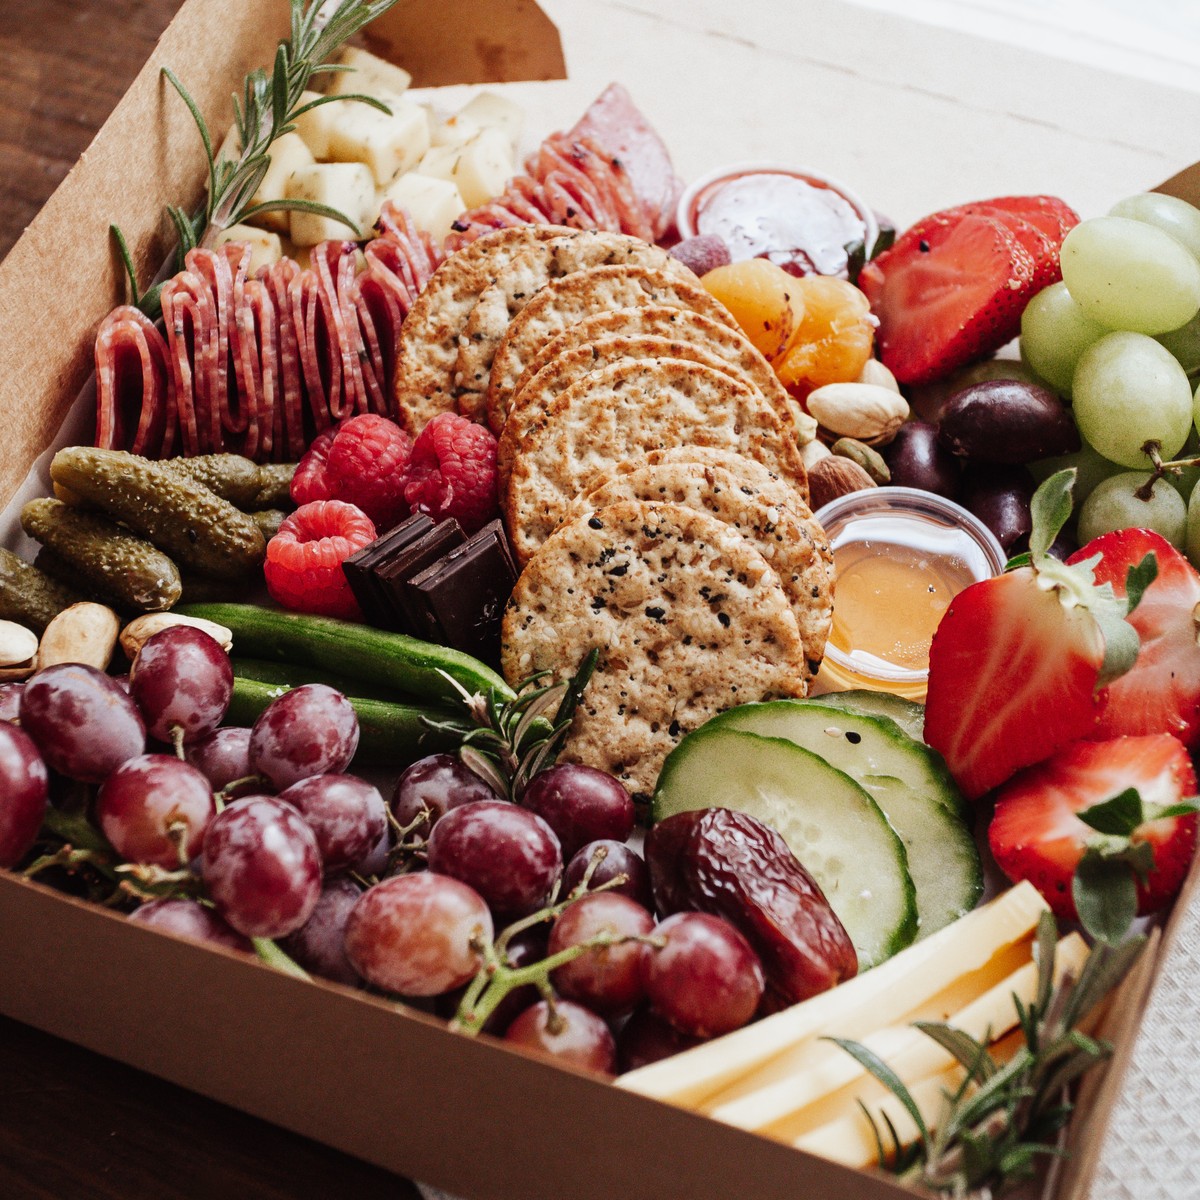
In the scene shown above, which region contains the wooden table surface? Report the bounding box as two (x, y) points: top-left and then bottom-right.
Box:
(0, 3), (419, 1196)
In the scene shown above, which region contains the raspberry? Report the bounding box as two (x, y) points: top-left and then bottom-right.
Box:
(325, 414), (412, 532)
(291, 426), (337, 506)
(264, 501), (377, 620)
(401, 413), (499, 534)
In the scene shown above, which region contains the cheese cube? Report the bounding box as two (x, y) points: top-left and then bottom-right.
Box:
(325, 46), (412, 101)
(457, 91), (524, 153)
(242, 132), (316, 233)
(214, 224), (283, 274)
(430, 112), (481, 150)
(286, 163), (376, 246)
(325, 93), (431, 186)
(449, 128), (514, 209)
(413, 144), (461, 186)
(381, 173), (464, 242)
(292, 89), (337, 159)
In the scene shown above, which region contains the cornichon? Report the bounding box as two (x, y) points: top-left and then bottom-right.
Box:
(226, 676), (470, 765)
(50, 447), (265, 580)
(180, 602), (514, 704)
(251, 463), (297, 511)
(0, 547), (85, 632)
(164, 454), (264, 508)
(22, 499), (181, 612)
(250, 509), (287, 540)
(231, 656), (400, 703)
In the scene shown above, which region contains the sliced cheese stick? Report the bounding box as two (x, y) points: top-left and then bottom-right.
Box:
(615, 881), (1048, 1109)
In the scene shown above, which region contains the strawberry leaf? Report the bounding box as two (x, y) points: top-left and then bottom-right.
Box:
(1073, 851), (1137, 943)
(1092, 601), (1142, 688)
(1123, 552), (1159, 616)
(1004, 551), (1033, 572)
(1147, 800), (1200, 820)
(1078, 787), (1144, 836)
(1029, 469), (1076, 562)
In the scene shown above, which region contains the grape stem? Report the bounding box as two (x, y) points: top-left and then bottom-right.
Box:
(1136, 440), (1200, 501)
(252, 937), (312, 980)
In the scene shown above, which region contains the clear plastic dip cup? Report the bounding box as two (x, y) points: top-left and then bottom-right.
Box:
(811, 487), (1007, 701)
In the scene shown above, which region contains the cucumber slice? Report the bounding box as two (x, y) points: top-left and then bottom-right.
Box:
(808, 689), (925, 743)
(858, 775), (983, 940)
(708, 700), (968, 821)
(653, 726), (918, 969)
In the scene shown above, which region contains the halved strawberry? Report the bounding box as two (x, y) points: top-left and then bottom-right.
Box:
(859, 212), (1036, 385)
(989, 734), (1198, 922)
(1068, 528), (1200, 748)
(923, 566), (1108, 800)
(980, 194), (1080, 246)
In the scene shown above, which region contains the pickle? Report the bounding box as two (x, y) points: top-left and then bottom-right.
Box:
(49, 447), (266, 581)
(22, 498), (181, 612)
(250, 509), (287, 540)
(0, 547), (85, 632)
(164, 454), (263, 508)
(251, 463), (297, 511)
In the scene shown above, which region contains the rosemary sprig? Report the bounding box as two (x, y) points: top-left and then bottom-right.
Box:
(115, 0), (401, 315)
(831, 912), (1148, 1197)
(426, 649), (600, 801)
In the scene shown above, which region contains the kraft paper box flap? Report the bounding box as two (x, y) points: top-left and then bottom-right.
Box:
(1157, 162), (1200, 208)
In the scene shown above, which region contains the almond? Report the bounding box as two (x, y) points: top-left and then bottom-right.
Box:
(808, 456), (877, 512)
(38, 602), (120, 672)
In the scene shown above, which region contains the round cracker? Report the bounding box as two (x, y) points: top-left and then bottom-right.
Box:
(454, 231), (693, 425)
(499, 335), (763, 490)
(564, 458), (833, 675)
(391, 225), (573, 436)
(486, 265), (741, 434)
(503, 357), (808, 565)
(501, 499), (808, 800)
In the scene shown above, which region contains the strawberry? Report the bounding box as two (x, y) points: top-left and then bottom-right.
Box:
(859, 211), (1036, 385)
(1067, 528), (1200, 748)
(924, 469), (1149, 800)
(980, 194), (1080, 245)
(989, 734), (1198, 928)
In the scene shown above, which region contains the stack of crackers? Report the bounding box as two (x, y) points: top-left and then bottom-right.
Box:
(393, 226), (834, 800)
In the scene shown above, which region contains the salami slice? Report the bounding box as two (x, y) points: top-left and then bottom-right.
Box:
(261, 258), (306, 460)
(94, 306), (174, 458)
(160, 269), (213, 457)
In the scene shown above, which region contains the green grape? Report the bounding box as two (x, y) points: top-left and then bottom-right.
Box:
(1072, 331), (1193, 468)
(1029, 441), (1123, 506)
(1060, 216), (1200, 335)
(1187, 479), (1200, 570)
(1019, 282), (1107, 394)
(1157, 309), (1200, 375)
(1078, 472), (1186, 549)
(1110, 192), (1200, 263)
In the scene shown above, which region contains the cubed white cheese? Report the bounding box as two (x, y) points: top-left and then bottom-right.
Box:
(325, 92), (431, 186)
(450, 128), (515, 209)
(325, 46), (412, 101)
(430, 112), (481, 150)
(292, 89), (337, 159)
(381, 173), (464, 242)
(413, 143), (462, 186)
(286, 162), (376, 246)
(244, 132), (316, 233)
(214, 224), (283, 273)
(456, 91), (524, 153)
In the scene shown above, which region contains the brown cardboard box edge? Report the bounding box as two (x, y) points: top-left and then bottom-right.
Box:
(0, 1), (1196, 1195)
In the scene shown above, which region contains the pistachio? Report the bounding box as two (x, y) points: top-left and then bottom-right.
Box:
(785, 400), (820, 446)
(38, 602), (121, 672)
(806, 382), (910, 446)
(800, 438), (832, 472)
(808, 456), (878, 511)
(856, 357), (901, 394)
(0, 620), (39, 669)
(119, 612), (234, 661)
(831, 437), (891, 485)
(0, 663), (37, 682)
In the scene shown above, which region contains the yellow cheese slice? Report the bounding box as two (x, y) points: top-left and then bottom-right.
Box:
(616, 881), (1048, 1108)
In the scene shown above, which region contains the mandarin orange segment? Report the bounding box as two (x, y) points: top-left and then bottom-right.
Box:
(701, 259), (802, 362)
(774, 276), (875, 393)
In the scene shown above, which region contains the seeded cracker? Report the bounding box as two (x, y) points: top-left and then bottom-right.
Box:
(563, 456), (833, 675)
(501, 500), (808, 800)
(502, 357), (808, 564)
(499, 337), (763, 489)
(391, 225), (572, 436)
(485, 264), (742, 433)
(455, 230), (694, 426)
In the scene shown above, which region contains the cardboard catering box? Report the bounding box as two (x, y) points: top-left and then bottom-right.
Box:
(2, 2), (1200, 1197)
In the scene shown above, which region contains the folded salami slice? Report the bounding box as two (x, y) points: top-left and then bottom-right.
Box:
(94, 306), (174, 459)
(260, 257), (306, 460)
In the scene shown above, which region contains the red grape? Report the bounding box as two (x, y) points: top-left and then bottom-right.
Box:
(201, 796), (323, 938)
(548, 892), (654, 1017)
(20, 663), (145, 783)
(344, 872), (492, 995)
(353, 827), (391, 876)
(641, 912), (764, 1037)
(185, 727), (257, 793)
(521, 763), (634, 859)
(282, 876), (362, 986)
(426, 800), (561, 918)
(504, 999), (616, 1074)
(96, 755), (215, 868)
(617, 1006), (705, 1073)
(0, 682), (24, 723)
(129, 626), (234, 744)
(249, 684), (359, 790)
(392, 753), (501, 837)
(562, 840), (654, 910)
(278, 774), (386, 873)
(0, 723), (48, 869)
(128, 897), (251, 952)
